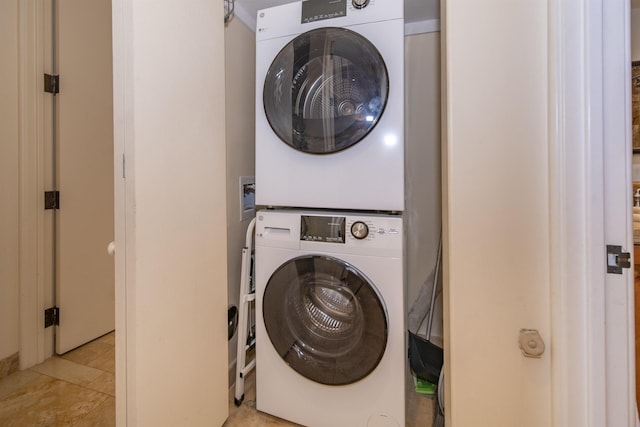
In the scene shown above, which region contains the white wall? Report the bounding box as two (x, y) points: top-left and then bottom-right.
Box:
(404, 31), (442, 337)
(225, 18), (256, 382)
(0, 0), (20, 364)
(443, 2), (552, 425)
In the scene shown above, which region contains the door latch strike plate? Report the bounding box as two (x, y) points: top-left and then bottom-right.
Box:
(606, 245), (631, 274)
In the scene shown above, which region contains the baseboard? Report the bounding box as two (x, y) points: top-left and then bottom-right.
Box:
(0, 352), (19, 380)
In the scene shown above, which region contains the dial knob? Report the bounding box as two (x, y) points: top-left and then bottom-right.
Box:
(352, 0), (370, 9)
(351, 221), (369, 239)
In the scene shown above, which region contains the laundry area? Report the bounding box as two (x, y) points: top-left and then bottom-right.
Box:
(6, 0), (617, 425)
(226, 1), (443, 426)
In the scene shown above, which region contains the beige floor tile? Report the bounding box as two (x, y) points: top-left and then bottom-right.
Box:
(0, 375), (109, 427)
(96, 331), (116, 347)
(71, 396), (115, 427)
(225, 399), (302, 427)
(225, 373), (300, 427)
(90, 348), (115, 373)
(0, 370), (46, 400)
(85, 372), (115, 397)
(29, 356), (104, 387)
(95, 331), (115, 347)
(60, 341), (115, 373)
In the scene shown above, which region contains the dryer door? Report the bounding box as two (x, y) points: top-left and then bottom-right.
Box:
(263, 27), (389, 154)
(263, 255), (388, 386)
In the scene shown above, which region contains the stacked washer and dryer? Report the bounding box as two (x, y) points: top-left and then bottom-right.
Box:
(254, 1), (406, 426)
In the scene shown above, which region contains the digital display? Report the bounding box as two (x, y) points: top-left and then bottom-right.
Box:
(300, 215), (346, 243)
(301, 0), (346, 24)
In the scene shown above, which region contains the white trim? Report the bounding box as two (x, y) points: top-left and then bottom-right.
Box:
(601, 0), (636, 424)
(584, 0), (608, 424)
(549, 0), (635, 425)
(111, 0), (130, 423)
(18, 0), (52, 371)
(548, 0), (600, 425)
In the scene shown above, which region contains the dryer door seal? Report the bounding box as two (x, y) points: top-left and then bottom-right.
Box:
(263, 27), (389, 155)
(262, 254), (388, 386)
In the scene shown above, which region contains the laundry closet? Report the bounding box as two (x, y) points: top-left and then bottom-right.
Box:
(225, 1), (442, 425)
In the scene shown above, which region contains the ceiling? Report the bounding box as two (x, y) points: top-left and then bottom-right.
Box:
(233, 0), (440, 30)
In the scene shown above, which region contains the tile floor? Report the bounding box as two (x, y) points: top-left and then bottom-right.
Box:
(0, 333), (434, 426)
(0, 331), (115, 426)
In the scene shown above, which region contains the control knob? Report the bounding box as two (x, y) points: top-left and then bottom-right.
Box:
(352, 0), (370, 9)
(351, 221), (369, 239)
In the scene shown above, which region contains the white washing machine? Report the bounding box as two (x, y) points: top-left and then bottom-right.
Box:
(255, 209), (405, 427)
(255, 1), (404, 211)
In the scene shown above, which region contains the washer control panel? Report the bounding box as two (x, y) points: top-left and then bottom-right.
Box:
(298, 214), (401, 244)
(257, 210), (402, 254)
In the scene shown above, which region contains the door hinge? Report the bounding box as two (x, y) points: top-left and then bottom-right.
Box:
(607, 245), (631, 274)
(44, 191), (60, 210)
(44, 73), (60, 94)
(44, 306), (59, 328)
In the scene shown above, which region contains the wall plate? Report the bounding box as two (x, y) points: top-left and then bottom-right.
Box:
(239, 176), (255, 221)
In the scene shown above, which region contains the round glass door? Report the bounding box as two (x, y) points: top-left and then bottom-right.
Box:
(263, 27), (389, 154)
(263, 255), (388, 386)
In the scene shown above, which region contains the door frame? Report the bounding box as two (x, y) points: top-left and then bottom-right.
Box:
(548, 0), (635, 425)
(17, 0), (55, 370)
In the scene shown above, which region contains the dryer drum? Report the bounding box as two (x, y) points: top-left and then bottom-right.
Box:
(263, 255), (388, 386)
(264, 27), (389, 154)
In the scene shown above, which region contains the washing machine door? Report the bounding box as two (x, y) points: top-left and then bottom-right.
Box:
(263, 255), (388, 386)
(263, 27), (389, 154)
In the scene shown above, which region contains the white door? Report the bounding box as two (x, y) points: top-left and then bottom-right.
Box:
(442, 2), (551, 425)
(443, 1), (636, 426)
(112, 1), (229, 425)
(55, 0), (114, 354)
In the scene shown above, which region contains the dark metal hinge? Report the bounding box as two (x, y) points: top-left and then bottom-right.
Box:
(44, 191), (59, 210)
(607, 245), (631, 274)
(44, 306), (59, 328)
(44, 73), (59, 94)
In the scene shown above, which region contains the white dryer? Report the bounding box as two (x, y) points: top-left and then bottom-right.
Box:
(255, 209), (405, 427)
(255, 1), (404, 212)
